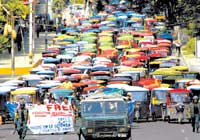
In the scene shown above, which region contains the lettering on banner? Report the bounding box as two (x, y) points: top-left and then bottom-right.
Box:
(47, 104), (73, 111)
(28, 104), (74, 134)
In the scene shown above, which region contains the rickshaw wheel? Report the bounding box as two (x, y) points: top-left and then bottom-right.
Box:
(167, 116), (171, 123)
(125, 130), (132, 140)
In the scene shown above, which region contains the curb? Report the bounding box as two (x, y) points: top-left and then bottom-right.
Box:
(0, 59), (42, 75)
(181, 46), (192, 71)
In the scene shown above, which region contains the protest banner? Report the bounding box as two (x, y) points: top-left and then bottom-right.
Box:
(28, 103), (74, 134)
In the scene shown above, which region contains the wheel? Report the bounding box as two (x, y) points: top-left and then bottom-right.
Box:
(126, 129), (132, 140)
(146, 116), (149, 122)
(152, 114), (156, 122)
(167, 116), (171, 123)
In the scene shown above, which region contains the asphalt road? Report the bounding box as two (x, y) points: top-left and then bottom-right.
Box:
(0, 121), (199, 140)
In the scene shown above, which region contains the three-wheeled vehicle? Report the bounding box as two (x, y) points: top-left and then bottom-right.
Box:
(10, 87), (39, 104)
(187, 85), (200, 98)
(21, 74), (43, 87)
(166, 89), (191, 123)
(0, 86), (17, 123)
(77, 90), (133, 140)
(151, 87), (172, 121)
(50, 88), (74, 103)
(124, 86), (150, 121)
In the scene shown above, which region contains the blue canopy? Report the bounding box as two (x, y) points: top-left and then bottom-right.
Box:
(86, 29), (101, 33)
(36, 83), (59, 89)
(36, 70), (55, 75)
(109, 77), (132, 82)
(43, 58), (60, 64)
(158, 33), (173, 40)
(100, 88), (124, 95)
(50, 89), (74, 95)
(91, 66), (111, 72)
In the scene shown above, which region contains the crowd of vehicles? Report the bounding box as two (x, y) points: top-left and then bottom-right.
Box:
(0, 0), (200, 139)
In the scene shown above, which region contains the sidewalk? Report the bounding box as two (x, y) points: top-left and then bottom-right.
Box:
(0, 32), (56, 75)
(181, 49), (200, 72)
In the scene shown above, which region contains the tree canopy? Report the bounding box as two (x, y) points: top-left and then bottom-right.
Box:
(0, 0), (29, 50)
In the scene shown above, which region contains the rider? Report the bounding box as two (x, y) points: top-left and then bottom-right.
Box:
(14, 101), (29, 140)
(190, 96), (200, 133)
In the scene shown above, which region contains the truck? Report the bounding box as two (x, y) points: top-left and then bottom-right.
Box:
(77, 88), (133, 140)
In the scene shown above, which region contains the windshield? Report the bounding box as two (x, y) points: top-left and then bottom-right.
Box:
(82, 102), (103, 114)
(105, 101), (126, 114)
(13, 94), (33, 103)
(152, 90), (167, 103)
(128, 91), (148, 101)
(170, 93), (190, 103)
(82, 101), (126, 116)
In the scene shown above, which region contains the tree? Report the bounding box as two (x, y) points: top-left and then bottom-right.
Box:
(0, 0), (29, 51)
(52, 0), (65, 13)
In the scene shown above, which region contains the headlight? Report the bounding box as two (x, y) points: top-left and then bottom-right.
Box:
(119, 127), (126, 132)
(87, 128), (93, 133)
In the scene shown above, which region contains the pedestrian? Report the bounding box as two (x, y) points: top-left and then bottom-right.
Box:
(43, 93), (51, 105)
(63, 19), (67, 27)
(190, 96), (200, 133)
(174, 41), (182, 57)
(14, 101), (29, 140)
(15, 27), (22, 52)
(36, 23), (40, 38)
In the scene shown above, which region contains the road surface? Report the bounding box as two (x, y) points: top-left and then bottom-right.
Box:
(0, 121), (199, 140)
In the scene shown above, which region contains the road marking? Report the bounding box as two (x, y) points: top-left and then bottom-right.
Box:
(181, 129), (185, 133)
(59, 137), (63, 140)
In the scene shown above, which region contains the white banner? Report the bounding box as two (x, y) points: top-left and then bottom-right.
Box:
(28, 104), (74, 134)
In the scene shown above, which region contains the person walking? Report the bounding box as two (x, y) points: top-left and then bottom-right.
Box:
(36, 23), (40, 38)
(14, 101), (29, 140)
(174, 41), (182, 57)
(190, 96), (200, 133)
(16, 27), (23, 52)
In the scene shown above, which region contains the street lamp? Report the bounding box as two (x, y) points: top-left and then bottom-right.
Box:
(45, 0), (48, 50)
(29, 0), (33, 64)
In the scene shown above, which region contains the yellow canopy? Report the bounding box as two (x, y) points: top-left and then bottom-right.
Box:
(11, 88), (38, 95)
(171, 66), (189, 71)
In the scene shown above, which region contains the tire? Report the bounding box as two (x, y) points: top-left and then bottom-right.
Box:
(126, 130), (132, 140)
(152, 114), (156, 122)
(146, 116), (149, 122)
(168, 116), (171, 123)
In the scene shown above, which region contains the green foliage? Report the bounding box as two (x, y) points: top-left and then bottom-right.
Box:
(52, 0), (65, 13)
(182, 37), (195, 55)
(69, 0), (84, 4)
(0, 35), (9, 50)
(0, 0), (29, 50)
(3, 0), (29, 17)
(74, 0), (84, 4)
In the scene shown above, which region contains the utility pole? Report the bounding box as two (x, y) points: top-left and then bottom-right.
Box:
(11, 11), (15, 77)
(32, 0), (36, 61)
(45, 0), (48, 50)
(29, 0), (33, 64)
